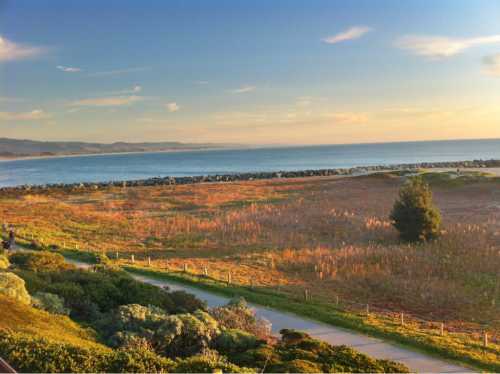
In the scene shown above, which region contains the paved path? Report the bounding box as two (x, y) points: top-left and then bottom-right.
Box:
(19, 249), (476, 373)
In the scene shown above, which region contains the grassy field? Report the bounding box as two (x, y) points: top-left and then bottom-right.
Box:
(2, 171), (500, 367)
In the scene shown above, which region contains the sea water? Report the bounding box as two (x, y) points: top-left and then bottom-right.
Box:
(1, 139), (498, 187)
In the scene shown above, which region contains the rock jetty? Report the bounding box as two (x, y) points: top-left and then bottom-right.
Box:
(2, 159), (499, 191)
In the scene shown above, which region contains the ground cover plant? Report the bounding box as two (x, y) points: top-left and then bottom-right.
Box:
(1, 172), (499, 368)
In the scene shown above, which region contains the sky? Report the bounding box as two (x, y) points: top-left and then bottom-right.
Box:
(1, 0), (499, 145)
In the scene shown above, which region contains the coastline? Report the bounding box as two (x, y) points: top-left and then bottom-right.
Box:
(1, 159), (498, 191)
(0, 146), (249, 162)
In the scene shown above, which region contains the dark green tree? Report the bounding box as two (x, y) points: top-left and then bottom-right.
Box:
(389, 176), (442, 241)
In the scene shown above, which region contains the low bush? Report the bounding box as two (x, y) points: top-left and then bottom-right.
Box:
(8, 250), (76, 272)
(216, 328), (263, 358)
(173, 354), (254, 373)
(31, 291), (70, 315)
(232, 329), (410, 373)
(93, 304), (221, 358)
(210, 297), (271, 340)
(14, 265), (208, 318)
(0, 272), (30, 304)
(0, 253), (10, 268)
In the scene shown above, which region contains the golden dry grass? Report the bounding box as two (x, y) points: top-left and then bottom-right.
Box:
(1, 175), (499, 338)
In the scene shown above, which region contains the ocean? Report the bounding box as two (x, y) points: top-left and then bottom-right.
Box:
(0, 139), (499, 188)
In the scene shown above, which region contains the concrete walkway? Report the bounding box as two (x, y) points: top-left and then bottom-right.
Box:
(25, 250), (477, 373)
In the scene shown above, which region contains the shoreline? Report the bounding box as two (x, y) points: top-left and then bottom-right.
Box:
(1, 159), (498, 191)
(0, 146), (249, 161)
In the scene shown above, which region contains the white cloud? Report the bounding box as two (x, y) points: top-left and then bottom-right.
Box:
(0, 35), (44, 61)
(229, 86), (256, 93)
(88, 68), (145, 76)
(295, 101), (311, 107)
(56, 65), (81, 72)
(0, 110), (51, 120)
(196, 81), (210, 84)
(322, 26), (372, 44)
(392, 34), (500, 59)
(167, 103), (180, 111)
(482, 53), (500, 76)
(134, 118), (166, 122)
(68, 96), (146, 106)
(126, 86), (141, 93)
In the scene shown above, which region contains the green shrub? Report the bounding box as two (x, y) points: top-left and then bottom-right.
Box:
(0, 330), (176, 373)
(0, 272), (30, 304)
(271, 359), (323, 373)
(15, 266), (207, 318)
(210, 297), (271, 339)
(217, 328), (262, 358)
(31, 291), (70, 315)
(0, 253), (10, 269)
(389, 176), (442, 241)
(173, 354), (254, 373)
(94, 252), (109, 263)
(93, 305), (221, 358)
(8, 250), (76, 272)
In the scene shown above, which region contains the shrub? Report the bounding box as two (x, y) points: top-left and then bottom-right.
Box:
(31, 291), (70, 315)
(173, 354), (254, 373)
(389, 176), (442, 241)
(271, 359), (322, 373)
(210, 297), (271, 340)
(8, 250), (76, 272)
(216, 328), (262, 358)
(0, 253), (10, 269)
(0, 330), (176, 373)
(94, 252), (109, 263)
(93, 304), (221, 358)
(0, 272), (30, 304)
(15, 266), (207, 318)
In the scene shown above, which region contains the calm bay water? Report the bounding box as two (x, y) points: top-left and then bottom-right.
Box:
(1, 139), (499, 188)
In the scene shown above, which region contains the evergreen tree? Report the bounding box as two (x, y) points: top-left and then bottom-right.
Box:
(389, 176), (442, 241)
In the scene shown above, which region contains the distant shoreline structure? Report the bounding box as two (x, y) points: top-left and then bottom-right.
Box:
(2, 159), (498, 191)
(0, 146), (249, 161)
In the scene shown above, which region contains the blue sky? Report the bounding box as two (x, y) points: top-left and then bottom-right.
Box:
(1, 0), (499, 144)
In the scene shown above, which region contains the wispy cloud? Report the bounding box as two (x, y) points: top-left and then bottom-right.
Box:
(392, 34), (500, 59)
(229, 86), (256, 93)
(0, 110), (51, 120)
(68, 96), (146, 106)
(134, 118), (166, 122)
(167, 103), (180, 112)
(295, 101), (311, 107)
(322, 26), (372, 44)
(88, 68), (145, 76)
(0, 35), (45, 61)
(196, 81), (210, 84)
(482, 53), (500, 76)
(56, 65), (82, 72)
(0, 97), (24, 102)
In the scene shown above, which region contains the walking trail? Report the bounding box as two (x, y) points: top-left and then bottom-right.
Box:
(66, 255), (475, 373)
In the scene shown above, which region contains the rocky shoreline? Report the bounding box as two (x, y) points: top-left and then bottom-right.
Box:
(2, 159), (499, 191)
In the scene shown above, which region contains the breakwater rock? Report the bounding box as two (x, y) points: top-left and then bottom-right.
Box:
(2, 159), (499, 191)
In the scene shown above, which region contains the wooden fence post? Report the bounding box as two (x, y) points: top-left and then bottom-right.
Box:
(166, 260), (169, 269)
(204, 267), (208, 276)
(400, 313), (404, 326)
(250, 278), (253, 290)
(41, 237), (43, 243)
(184, 263), (188, 272)
(366, 304), (369, 317)
(483, 333), (488, 348)
(304, 289), (308, 301)
(439, 323), (443, 337)
(75, 244), (77, 250)
(31, 233), (33, 239)
(334, 296), (339, 308)
(63, 242), (65, 249)
(88, 247), (90, 253)
(148, 257), (151, 267)
(131, 255), (134, 264)
(116, 252), (119, 259)
(228, 273), (231, 284)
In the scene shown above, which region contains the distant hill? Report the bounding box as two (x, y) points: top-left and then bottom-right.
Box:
(0, 137), (249, 156)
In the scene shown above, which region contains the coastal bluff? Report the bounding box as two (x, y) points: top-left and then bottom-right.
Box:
(2, 159), (499, 191)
